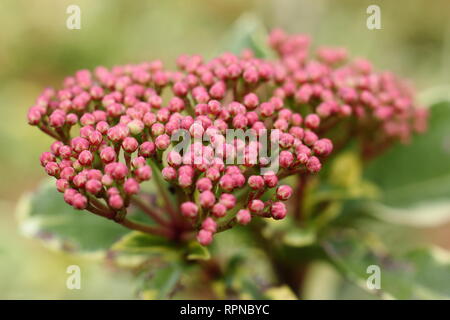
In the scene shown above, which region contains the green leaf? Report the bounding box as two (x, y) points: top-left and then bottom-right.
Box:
(220, 13), (273, 59)
(112, 231), (177, 255)
(365, 102), (450, 207)
(16, 179), (130, 254)
(139, 263), (183, 300)
(323, 230), (450, 299)
(186, 242), (210, 261)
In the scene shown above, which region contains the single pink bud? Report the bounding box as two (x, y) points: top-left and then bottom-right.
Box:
(45, 162), (60, 177)
(243, 93), (259, 109)
(78, 150), (93, 166)
(27, 107), (42, 125)
(212, 203), (227, 217)
(49, 111), (66, 128)
(313, 138), (333, 157)
(248, 175), (265, 190)
(219, 193), (236, 210)
(110, 162), (128, 180)
(162, 166), (177, 180)
(139, 141), (156, 158)
(124, 178), (140, 195)
(134, 165), (152, 181)
(196, 177), (213, 192)
(260, 102), (275, 117)
(306, 156), (322, 173)
(109, 194), (124, 210)
(304, 114), (320, 129)
(73, 172), (88, 188)
(263, 172), (278, 188)
(72, 194), (88, 210)
(181, 201), (198, 218)
(127, 119), (145, 135)
(56, 179), (69, 193)
(89, 130), (103, 145)
(280, 150), (294, 168)
(248, 199), (265, 214)
(96, 121), (109, 134)
(219, 174), (234, 192)
(60, 166), (76, 181)
(155, 134), (170, 150)
(236, 209), (252, 225)
(303, 130), (318, 146)
(276, 185), (293, 201)
(202, 217), (217, 233)
(271, 202), (287, 220)
(122, 137), (139, 153)
(197, 229), (213, 246)
(80, 113), (96, 126)
(199, 190), (215, 208)
(102, 174), (114, 187)
(85, 179), (103, 194)
(100, 147), (116, 163)
(131, 156), (147, 169)
(88, 169), (103, 180)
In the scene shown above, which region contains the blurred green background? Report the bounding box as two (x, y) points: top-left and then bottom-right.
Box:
(1, 0), (449, 299)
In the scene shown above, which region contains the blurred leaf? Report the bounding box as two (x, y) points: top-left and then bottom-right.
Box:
(323, 230), (450, 299)
(283, 228), (316, 247)
(365, 102), (450, 207)
(220, 13), (274, 58)
(16, 179), (129, 254)
(265, 285), (297, 300)
(186, 242), (210, 261)
(363, 201), (450, 227)
(139, 262), (183, 300)
(112, 231), (177, 255)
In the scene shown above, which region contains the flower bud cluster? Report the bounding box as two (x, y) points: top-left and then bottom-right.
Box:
(28, 30), (426, 245)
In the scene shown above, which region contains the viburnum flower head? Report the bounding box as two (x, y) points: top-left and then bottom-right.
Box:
(28, 29), (427, 247)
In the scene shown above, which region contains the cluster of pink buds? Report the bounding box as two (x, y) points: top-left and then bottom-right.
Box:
(28, 30), (427, 245)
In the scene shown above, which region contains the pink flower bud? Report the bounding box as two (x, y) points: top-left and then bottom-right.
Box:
(243, 93), (259, 109)
(109, 162), (128, 180)
(78, 150), (93, 166)
(236, 209), (251, 225)
(100, 147), (116, 163)
(202, 217), (217, 233)
(199, 190), (215, 208)
(134, 165), (152, 181)
(72, 194), (88, 210)
(196, 177), (213, 192)
(71, 137), (90, 153)
(212, 203), (227, 217)
(248, 199), (265, 214)
(155, 134), (170, 150)
(56, 179), (69, 193)
(109, 194), (124, 210)
(303, 130), (318, 146)
(280, 150), (294, 168)
(271, 202), (287, 220)
(219, 193), (236, 210)
(127, 119), (145, 135)
(219, 174), (234, 192)
(162, 166), (177, 180)
(60, 167), (76, 181)
(45, 162), (60, 177)
(181, 201), (198, 218)
(306, 156), (321, 173)
(313, 138), (333, 157)
(124, 178), (140, 195)
(85, 179), (103, 194)
(304, 114), (320, 129)
(122, 137), (139, 153)
(248, 175), (265, 190)
(276, 185), (293, 201)
(139, 141), (156, 158)
(197, 229), (213, 246)
(263, 172), (278, 188)
(40, 152), (55, 167)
